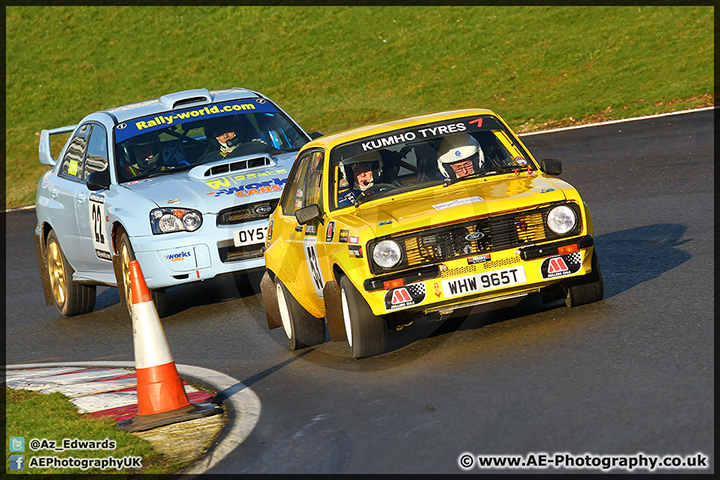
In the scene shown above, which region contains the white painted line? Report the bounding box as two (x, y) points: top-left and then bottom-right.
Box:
(71, 391), (140, 413)
(5, 368), (135, 391)
(4, 367), (81, 379)
(518, 106), (716, 136)
(69, 384), (198, 414)
(40, 377), (138, 397)
(6, 361), (260, 476)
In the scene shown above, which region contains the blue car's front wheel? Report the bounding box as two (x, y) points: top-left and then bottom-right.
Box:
(117, 231), (168, 318)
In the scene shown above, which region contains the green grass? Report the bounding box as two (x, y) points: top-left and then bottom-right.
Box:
(5, 5), (714, 208)
(5, 388), (182, 475)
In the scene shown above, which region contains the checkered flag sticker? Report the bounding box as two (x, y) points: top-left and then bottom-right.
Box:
(566, 252), (582, 266)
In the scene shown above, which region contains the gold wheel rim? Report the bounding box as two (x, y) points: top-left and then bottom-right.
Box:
(47, 240), (67, 306)
(121, 243), (133, 307)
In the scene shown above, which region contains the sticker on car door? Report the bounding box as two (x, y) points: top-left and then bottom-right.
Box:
(89, 192), (112, 261)
(303, 236), (325, 298)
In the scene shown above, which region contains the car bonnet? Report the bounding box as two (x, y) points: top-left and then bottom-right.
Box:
(120, 152), (296, 212)
(335, 175), (572, 236)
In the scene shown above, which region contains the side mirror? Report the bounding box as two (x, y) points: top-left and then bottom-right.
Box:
(540, 159), (562, 176)
(309, 131), (324, 140)
(87, 170), (111, 191)
(295, 204), (323, 225)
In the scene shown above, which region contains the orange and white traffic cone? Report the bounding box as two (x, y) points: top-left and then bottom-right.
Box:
(117, 260), (219, 432)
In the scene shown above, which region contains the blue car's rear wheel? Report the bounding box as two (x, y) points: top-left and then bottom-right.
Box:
(46, 230), (96, 316)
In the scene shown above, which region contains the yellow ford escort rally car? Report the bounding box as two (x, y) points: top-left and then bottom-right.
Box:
(261, 109), (603, 358)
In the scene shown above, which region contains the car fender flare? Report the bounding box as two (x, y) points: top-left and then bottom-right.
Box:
(260, 270), (282, 330)
(323, 279), (346, 342)
(582, 201), (594, 236)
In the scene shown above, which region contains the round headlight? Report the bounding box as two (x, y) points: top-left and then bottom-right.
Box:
(158, 214), (183, 233)
(182, 211), (202, 231)
(372, 240), (402, 269)
(547, 205), (576, 235)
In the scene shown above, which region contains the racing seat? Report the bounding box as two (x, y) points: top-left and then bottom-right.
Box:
(160, 139), (189, 167)
(415, 144), (441, 183)
(475, 131), (506, 168)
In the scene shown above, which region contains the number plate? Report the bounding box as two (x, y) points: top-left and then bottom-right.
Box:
(440, 266), (527, 298)
(233, 226), (267, 247)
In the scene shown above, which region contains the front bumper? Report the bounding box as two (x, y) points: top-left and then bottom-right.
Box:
(130, 217), (268, 290)
(360, 235), (594, 317)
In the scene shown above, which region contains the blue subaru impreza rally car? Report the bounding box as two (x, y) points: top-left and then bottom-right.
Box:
(35, 87), (317, 317)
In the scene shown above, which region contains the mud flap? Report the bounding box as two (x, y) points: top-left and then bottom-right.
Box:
(260, 270), (282, 330)
(34, 234), (55, 306)
(323, 280), (347, 342)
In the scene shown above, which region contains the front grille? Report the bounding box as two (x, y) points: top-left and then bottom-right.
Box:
(368, 202), (581, 274)
(218, 243), (265, 263)
(217, 199), (278, 226)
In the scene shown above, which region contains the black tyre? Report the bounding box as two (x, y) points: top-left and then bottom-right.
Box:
(340, 276), (387, 358)
(275, 279), (326, 349)
(117, 231), (169, 317)
(45, 230), (96, 316)
(565, 250), (604, 307)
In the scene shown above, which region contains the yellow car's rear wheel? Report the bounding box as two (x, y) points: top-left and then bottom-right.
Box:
(275, 279), (325, 349)
(46, 230), (96, 316)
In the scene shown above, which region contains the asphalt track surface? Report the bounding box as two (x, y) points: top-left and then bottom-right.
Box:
(5, 108), (714, 474)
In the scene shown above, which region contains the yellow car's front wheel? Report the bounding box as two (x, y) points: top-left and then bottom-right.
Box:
(46, 230), (96, 316)
(340, 276), (387, 358)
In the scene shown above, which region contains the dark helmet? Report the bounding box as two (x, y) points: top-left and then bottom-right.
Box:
(208, 117), (242, 148)
(125, 131), (161, 168)
(340, 151), (383, 191)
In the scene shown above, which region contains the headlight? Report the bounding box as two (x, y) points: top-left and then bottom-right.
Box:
(547, 205), (576, 235)
(150, 208), (203, 234)
(372, 240), (402, 269)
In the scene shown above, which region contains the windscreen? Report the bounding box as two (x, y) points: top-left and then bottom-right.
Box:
(329, 115), (534, 210)
(114, 99), (308, 183)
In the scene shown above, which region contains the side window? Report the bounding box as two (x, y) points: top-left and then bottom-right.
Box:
(60, 124), (91, 180)
(280, 152), (312, 216)
(83, 124), (109, 180)
(304, 151), (324, 209)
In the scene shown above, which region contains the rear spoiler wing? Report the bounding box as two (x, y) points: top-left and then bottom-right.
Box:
(39, 125), (77, 166)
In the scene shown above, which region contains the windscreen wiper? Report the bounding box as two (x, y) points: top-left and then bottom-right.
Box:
(443, 165), (529, 187)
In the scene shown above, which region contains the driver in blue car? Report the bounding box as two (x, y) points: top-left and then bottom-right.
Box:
(200, 118), (270, 162)
(120, 132), (165, 179)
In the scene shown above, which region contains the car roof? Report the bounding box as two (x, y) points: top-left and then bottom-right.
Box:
(97, 87), (265, 123)
(306, 108), (499, 150)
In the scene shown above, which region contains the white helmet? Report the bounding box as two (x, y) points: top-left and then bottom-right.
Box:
(340, 151), (383, 191)
(437, 133), (484, 179)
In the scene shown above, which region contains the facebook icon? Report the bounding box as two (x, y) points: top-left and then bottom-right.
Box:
(9, 455), (25, 470)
